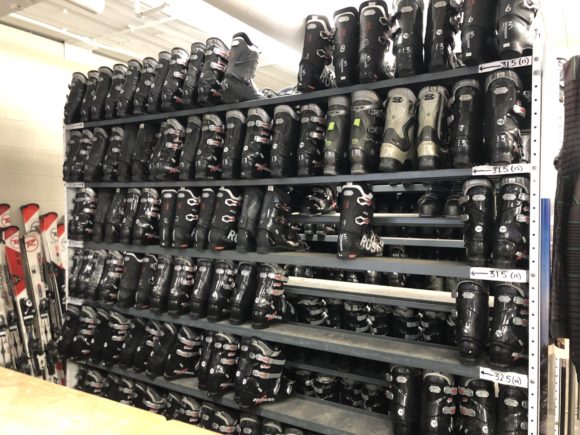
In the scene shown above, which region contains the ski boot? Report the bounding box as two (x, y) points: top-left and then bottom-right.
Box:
(198, 331), (215, 391)
(132, 57), (157, 116)
(206, 260), (236, 322)
(80, 70), (98, 122)
(56, 305), (81, 358)
(493, 176), (530, 269)
(197, 37), (229, 106)
(116, 59), (142, 117)
(332, 7), (359, 87)
(104, 63), (128, 119)
(451, 80), (484, 168)
(297, 297), (328, 326)
(340, 378), (364, 408)
(146, 322), (178, 378)
(325, 298), (344, 329)
(297, 15), (334, 92)
(461, 0), (497, 66)
(88, 307), (110, 362)
(117, 252), (143, 308)
(297, 103), (326, 177)
(454, 280), (489, 365)
(293, 369), (316, 397)
(497, 385), (528, 434)
(171, 188), (201, 249)
(64, 72), (87, 124)
(256, 187), (307, 254)
(132, 188), (161, 246)
(362, 383), (389, 414)
(418, 183), (450, 217)
(103, 189), (126, 244)
(119, 188), (141, 244)
(96, 251), (124, 304)
(358, 0), (392, 83)
(229, 262), (258, 324)
(323, 96), (351, 175)
(299, 186), (337, 216)
(89, 66), (113, 121)
(460, 178), (494, 266)
(485, 70), (526, 165)
(457, 377), (496, 435)
(208, 187), (242, 251)
(391, 306), (421, 340)
(84, 127), (109, 182)
(131, 123), (158, 181)
(489, 283), (529, 370)
(132, 382), (148, 409)
(313, 375), (340, 402)
(221, 110), (247, 179)
(101, 311), (130, 366)
(238, 414), (261, 434)
(147, 51), (171, 113)
(118, 317), (147, 369)
(164, 326), (202, 380)
(496, 0), (539, 59)
(240, 107), (273, 179)
(349, 90), (383, 174)
(78, 250), (107, 300)
(392, 0), (424, 77)
(221, 32), (264, 103)
(63, 130), (83, 181)
(182, 42), (206, 108)
(237, 187), (264, 253)
(425, 0), (460, 72)
(159, 189), (177, 248)
(68, 129), (93, 182)
(202, 405), (238, 434)
(175, 396), (202, 424)
(167, 256), (196, 314)
(337, 183), (384, 259)
(149, 255), (173, 313)
(142, 386), (166, 414)
(417, 85), (451, 170)
(262, 420), (284, 435)
(270, 105), (300, 177)
(344, 301), (371, 333)
(194, 114), (225, 180)
(132, 320), (162, 372)
(134, 254), (158, 309)
(77, 369), (105, 395)
(68, 249), (84, 297)
(69, 188), (97, 241)
(379, 87), (417, 172)
(370, 304), (392, 336)
(178, 116), (203, 180)
(116, 125), (138, 181)
(149, 118), (185, 181)
(421, 310), (448, 344)
(101, 374), (122, 400)
(189, 259), (215, 319)
(160, 47), (189, 112)
(251, 264), (289, 329)
(163, 392), (182, 420)
(206, 332), (239, 398)
(420, 372), (457, 434)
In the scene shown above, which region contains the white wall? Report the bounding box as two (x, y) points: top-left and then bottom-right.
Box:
(0, 24), (114, 229)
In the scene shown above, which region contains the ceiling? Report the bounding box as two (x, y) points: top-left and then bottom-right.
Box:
(1, 0), (579, 90)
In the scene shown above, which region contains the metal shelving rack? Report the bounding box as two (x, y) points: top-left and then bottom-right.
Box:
(62, 38), (549, 434)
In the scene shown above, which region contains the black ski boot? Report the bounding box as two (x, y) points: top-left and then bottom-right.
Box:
(117, 253), (143, 308)
(69, 188), (97, 242)
(132, 188), (161, 246)
(256, 187), (307, 254)
(134, 254), (158, 309)
(69, 305), (98, 360)
(117, 125), (138, 182)
(337, 183), (384, 259)
(252, 264), (289, 329)
(496, 0), (539, 59)
(221, 32), (264, 103)
(147, 51), (171, 114)
(90, 66), (113, 121)
(146, 322), (178, 378)
(344, 301), (371, 332)
(197, 37), (229, 106)
(323, 96), (351, 175)
(56, 305), (81, 358)
(362, 384), (389, 414)
(193, 188), (216, 250)
(208, 187), (242, 251)
(142, 386), (166, 414)
(172, 188), (201, 249)
(194, 114), (225, 180)
(425, 0), (460, 72)
(379, 87), (418, 172)
(63, 130), (82, 181)
(119, 188), (141, 244)
(167, 257), (196, 315)
(392, 306), (421, 340)
(493, 176), (530, 268)
(421, 311), (448, 344)
(89, 307), (110, 362)
(297, 297), (328, 326)
(68, 129), (93, 181)
(84, 127), (109, 182)
(131, 123), (158, 181)
(460, 0), (497, 65)
(160, 47), (189, 112)
(118, 317), (147, 369)
(149, 118), (185, 181)
(164, 326), (202, 379)
(444, 182), (463, 218)
(221, 110), (247, 179)
(104, 63), (128, 119)
(116, 59), (142, 117)
(325, 298), (344, 328)
(206, 260), (236, 322)
(349, 90), (384, 174)
(262, 420), (284, 435)
(239, 414), (261, 434)
(489, 283), (529, 370)
(451, 80), (484, 168)
(149, 255), (173, 313)
(64, 72), (87, 124)
(392, 0), (424, 77)
(229, 262), (258, 324)
(159, 189), (177, 248)
(182, 42), (206, 108)
(270, 105), (300, 178)
(370, 304), (392, 336)
(340, 379), (364, 408)
(164, 392), (182, 420)
(206, 332), (239, 398)
(460, 179), (494, 266)
(198, 331), (214, 390)
(454, 280), (489, 365)
(237, 187), (264, 253)
(299, 186), (337, 216)
(485, 70), (526, 165)
(418, 183), (450, 217)
(420, 372), (457, 434)
(178, 116), (203, 180)
(297, 15), (334, 92)
(297, 104), (326, 177)
(78, 250), (107, 300)
(175, 396), (202, 424)
(97, 251), (124, 304)
(386, 365), (421, 434)
(417, 85), (451, 170)
(101, 311), (130, 366)
(457, 377), (496, 435)
(132, 57), (158, 116)
(132, 320), (162, 372)
(80, 70), (98, 122)
(313, 375), (340, 402)
(103, 189), (126, 244)
(240, 108), (273, 179)
(332, 7), (359, 87)
(358, 0), (392, 83)
(189, 259), (215, 319)
(497, 385), (528, 434)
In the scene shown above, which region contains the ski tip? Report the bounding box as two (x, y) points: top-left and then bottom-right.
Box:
(39, 212), (58, 232)
(0, 203), (11, 228)
(20, 203), (40, 228)
(2, 226), (20, 246)
(57, 223), (65, 238)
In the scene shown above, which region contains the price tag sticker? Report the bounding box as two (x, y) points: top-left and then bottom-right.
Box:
(472, 164), (531, 176)
(68, 240), (84, 249)
(470, 267), (528, 283)
(480, 367), (528, 387)
(478, 56), (532, 73)
(67, 297), (85, 306)
(66, 182), (85, 188)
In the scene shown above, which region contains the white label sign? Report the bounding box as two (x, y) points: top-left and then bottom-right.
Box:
(68, 240), (84, 249)
(478, 56), (532, 73)
(480, 367), (528, 387)
(65, 122), (84, 130)
(66, 182), (85, 188)
(472, 163), (531, 176)
(67, 297), (85, 306)
(470, 267), (528, 283)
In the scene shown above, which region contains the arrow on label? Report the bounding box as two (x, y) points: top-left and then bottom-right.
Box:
(470, 271), (488, 277)
(480, 370), (495, 377)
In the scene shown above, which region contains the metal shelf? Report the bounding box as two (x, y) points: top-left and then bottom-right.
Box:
(289, 213), (462, 227)
(75, 360), (392, 435)
(300, 235), (464, 248)
(285, 360), (387, 387)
